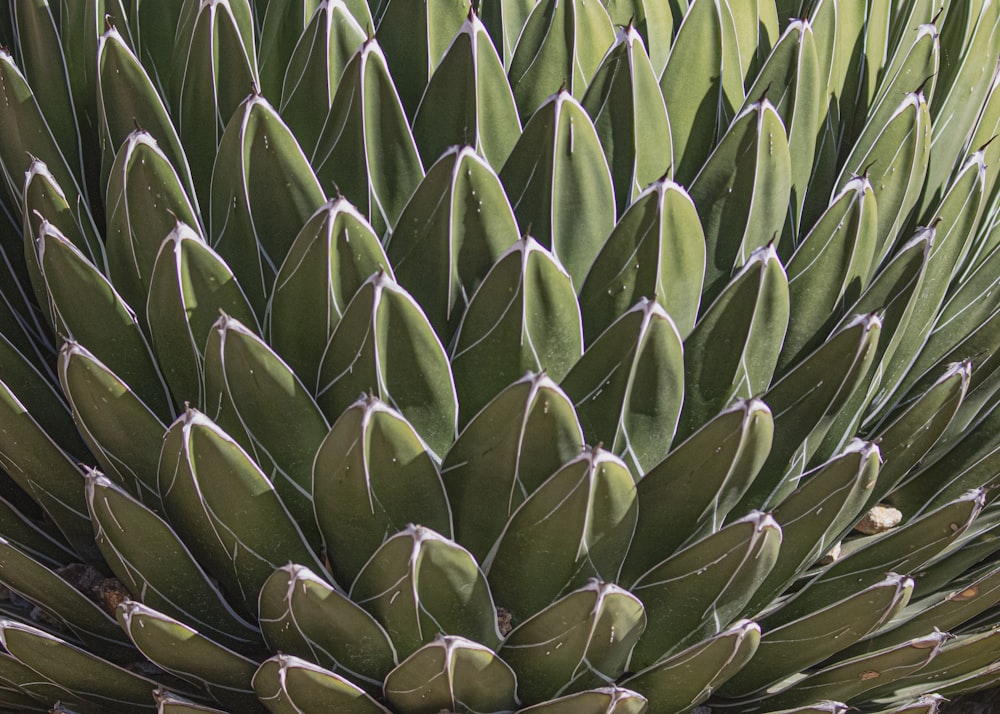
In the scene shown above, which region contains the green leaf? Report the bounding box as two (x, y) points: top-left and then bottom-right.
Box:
(622, 619), (760, 714)
(278, 0), (366, 153)
(383, 636), (517, 714)
(350, 525), (500, 659)
(746, 440), (883, 614)
(629, 512), (780, 669)
(677, 245), (789, 441)
(96, 26), (196, 210)
(659, 0), (745, 183)
(442, 372), (584, 564)
(722, 574), (914, 698)
(207, 314), (328, 548)
(211, 93), (326, 315)
(740, 632), (946, 711)
(316, 271), (458, 456)
(579, 178), (705, 342)
(312, 395), (452, 585)
(0, 534), (131, 657)
(412, 10), (521, 169)
(257, 564), (397, 688)
(146, 223), (258, 409)
(737, 313), (881, 511)
(375, 0), (470, 117)
(0, 621), (163, 711)
(500, 90), (616, 289)
(478, 0), (535, 68)
(622, 398), (772, 583)
(516, 686), (648, 714)
(450, 236), (583, 424)
(779, 176), (878, 373)
(269, 197), (391, 384)
(105, 130), (202, 314)
(37, 222), (172, 420)
(172, 0), (259, 209)
(58, 342), (165, 507)
(387, 146), (519, 344)
(125, 0), (186, 96)
(252, 655), (391, 714)
(312, 39), (424, 236)
(116, 601), (262, 712)
(507, 0), (615, 119)
(601, 0), (673, 76)
(499, 581), (646, 703)
(485, 446), (637, 622)
(767, 490), (985, 626)
(85, 473), (261, 652)
(688, 99), (792, 302)
(157, 409), (329, 615)
(561, 298), (684, 476)
(581, 24), (672, 215)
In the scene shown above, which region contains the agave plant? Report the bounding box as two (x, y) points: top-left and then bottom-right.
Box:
(0, 0), (998, 712)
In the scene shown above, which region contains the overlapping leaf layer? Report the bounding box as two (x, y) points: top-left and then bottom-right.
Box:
(0, 1), (998, 713)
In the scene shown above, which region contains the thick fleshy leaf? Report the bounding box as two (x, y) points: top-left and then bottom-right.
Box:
(85, 473), (261, 651)
(375, 0), (469, 117)
(105, 130), (202, 313)
(387, 146), (520, 343)
(252, 655), (390, 714)
(312, 39), (424, 237)
(312, 395), (452, 585)
(507, 0), (615, 119)
(737, 313), (881, 511)
(0, 377), (96, 562)
(173, 0), (259, 208)
(561, 299), (684, 475)
(779, 176), (878, 373)
(206, 314), (327, 547)
(677, 245), (789, 441)
(58, 342), (165, 506)
(126, 0), (186, 95)
(316, 271), (458, 456)
(0, 621), (163, 711)
(258, 564), (397, 687)
(116, 601), (262, 712)
(746, 440), (882, 613)
(268, 197), (391, 383)
(37, 222), (172, 420)
(0, 534), (131, 656)
(629, 512), (780, 669)
(582, 24), (672, 215)
(350, 525), (500, 659)
(579, 178), (705, 342)
(146, 223), (258, 409)
(622, 619), (761, 714)
(834, 92), (932, 266)
(442, 373), (584, 563)
(767, 490), (985, 626)
(500, 581), (645, 703)
(517, 686), (648, 714)
(157, 409), (328, 615)
(383, 636), (517, 714)
(622, 398), (773, 583)
(659, 0), (745, 183)
(278, 0), (367, 153)
(485, 447), (637, 622)
(601, 0), (672, 76)
(739, 632), (946, 711)
(723, 574), (914, 698)
(211, 93), (326, 315)
(742, 19), (821, 244)
(450, 237), (582, 423)
(96, 26), (196, 208)
(412, 11), (521, 169)
(500, 90), (615, 289)
(688, 100), (792, 301)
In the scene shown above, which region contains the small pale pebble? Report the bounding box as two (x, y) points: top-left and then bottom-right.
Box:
(818, 541), (842, 565)
(855, 505), (903, 535)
